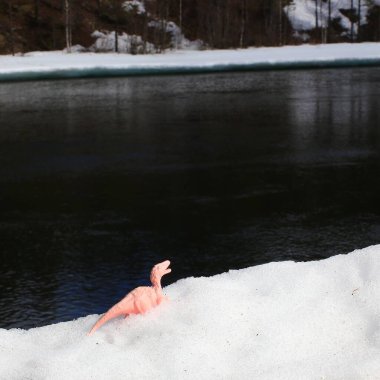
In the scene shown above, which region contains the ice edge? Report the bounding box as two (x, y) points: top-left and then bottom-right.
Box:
(1, 57), (380, 82)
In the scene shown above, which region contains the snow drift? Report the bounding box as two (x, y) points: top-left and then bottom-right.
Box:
(1, 43), (380, 82)
(1, 245), (380, 379)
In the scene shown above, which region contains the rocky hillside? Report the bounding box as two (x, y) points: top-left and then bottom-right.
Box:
(1, 0), (379, 55)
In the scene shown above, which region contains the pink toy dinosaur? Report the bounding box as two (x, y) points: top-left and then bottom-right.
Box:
(88, 260), (171, 335)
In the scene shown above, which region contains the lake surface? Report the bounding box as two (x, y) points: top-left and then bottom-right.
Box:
(0, 68), (380, 329)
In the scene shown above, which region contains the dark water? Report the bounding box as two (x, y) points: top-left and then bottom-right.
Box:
(0, 68), (380, 329)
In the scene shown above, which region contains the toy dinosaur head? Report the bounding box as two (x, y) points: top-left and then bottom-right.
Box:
(150, 260), (171, 287)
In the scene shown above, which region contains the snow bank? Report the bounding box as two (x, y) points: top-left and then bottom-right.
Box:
(1, 245), (380, 379)
(92, 2), (200, 53)
(0, 43), (380, 82)
(285, 0), (373, 38)
(90, 30), (155, 54)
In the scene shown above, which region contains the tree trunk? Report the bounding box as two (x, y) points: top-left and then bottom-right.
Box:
(279, 0), (283, 46)
(239, 0), (246, 48)
(358, 0), (361, 41)
(8, 0), (15, 55)
(320, 0), (325, 43)
(65, 0), (71, 52)
(113, 0), (119, 53)
(34, 0), (40, 21)
(179, 0), (182, 30)
(315, 0), (319, 30)
(328, 0), (331, 42)
(351, 0), (354, 42)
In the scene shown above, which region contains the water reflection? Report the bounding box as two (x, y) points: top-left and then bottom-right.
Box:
(0, 68), (379, 328)
(289, 69), (380, 159)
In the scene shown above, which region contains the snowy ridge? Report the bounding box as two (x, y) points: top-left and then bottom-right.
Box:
(1, 245), (380, 379)
(1, 43), (380, 82)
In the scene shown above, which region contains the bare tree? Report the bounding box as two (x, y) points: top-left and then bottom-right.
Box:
(328, 0), (332, 42)
(110, 0), (126, 53)
(315, 0), (319, 29)
(320, 0), (326, 43)
(239, 0), (247, 47)
(351, 0), (354, 41)
(8, 0), (15, 55)
(64, 0), (72, 52)
(153, 0), (170, 52)
(358, 0), (362, 40)
(34, 0), (40, 22)
(279, 0), (283, 45)
(179, 0), (182, 30)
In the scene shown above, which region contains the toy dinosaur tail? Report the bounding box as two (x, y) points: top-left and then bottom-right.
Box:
(88, 304), (125, 336)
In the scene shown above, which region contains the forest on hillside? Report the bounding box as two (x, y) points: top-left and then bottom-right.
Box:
(1, 0), (380, 55)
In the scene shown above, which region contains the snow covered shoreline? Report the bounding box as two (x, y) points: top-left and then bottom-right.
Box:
(1, 43), (380, 82)
(1, 245), (380, 379)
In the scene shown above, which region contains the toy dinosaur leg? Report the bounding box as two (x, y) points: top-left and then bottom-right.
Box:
(88, 305), (125, 336)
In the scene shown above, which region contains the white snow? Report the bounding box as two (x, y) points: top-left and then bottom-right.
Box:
(285, 0), (374, 38)
(123, 0), (146, 15)
(0, 42), (380, 81)
(90, 30), (155, 54)
(1, 245), (380, 379)
(148, 19), (204, 50)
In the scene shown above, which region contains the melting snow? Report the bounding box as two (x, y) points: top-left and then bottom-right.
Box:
(1, 245), (380, 379)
